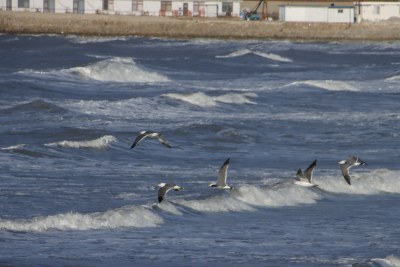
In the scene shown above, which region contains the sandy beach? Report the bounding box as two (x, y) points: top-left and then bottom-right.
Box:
(1, 11), (400, 40)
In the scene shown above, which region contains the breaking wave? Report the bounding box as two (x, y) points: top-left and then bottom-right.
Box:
(353, 255), (400, 267)
(287, 80), (359, 91)
(1, 144), (26, 150)
(67, 57), (170, 83)
(162, 92), (257, 107)
(45, 135), (117, 149)
(216, 48), (292, 62)
(0, 205), (163, 232)
(316, 169), (400, 195)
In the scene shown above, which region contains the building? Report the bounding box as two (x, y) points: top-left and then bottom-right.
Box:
(279, 4), (355, 22)
(0, 0), (242, 16)
(355, 1), (400, 22)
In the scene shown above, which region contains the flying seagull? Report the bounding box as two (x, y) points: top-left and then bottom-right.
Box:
(338, 155), (367, 185)
(294, 159), (318, 187)
(209, 158), (233, 189)
(157, 183), (183, 203)
(130, 130), (171, 149)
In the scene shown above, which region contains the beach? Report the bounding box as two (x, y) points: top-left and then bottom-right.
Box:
(2, 11), (400, 40)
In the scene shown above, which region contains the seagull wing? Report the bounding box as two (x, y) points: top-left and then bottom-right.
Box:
(295, 168), (304, 181)
(156, 135), (172, 148)
(158, 183), (175, 203)
(130, 131), (150, 149)
(217, 158), (230, 187)
(340, 163), (351, 185)
(304, 159), (317, 183)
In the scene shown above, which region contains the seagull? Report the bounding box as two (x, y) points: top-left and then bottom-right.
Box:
(338, 155), (367, 185)
(209, 158), (233, 189)
(157, 183), (183, 203)
(130, 130), (171, 149)
(294, 159), (318, 187)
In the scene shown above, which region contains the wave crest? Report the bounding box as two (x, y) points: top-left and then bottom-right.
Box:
(288, 80), (359, 92)
(216, 49), (292, 62)
(45, 135), (117, 149)
(68, 57), (170, 83)
(162, 92), (257, 107)
(0, 205), (163, 232)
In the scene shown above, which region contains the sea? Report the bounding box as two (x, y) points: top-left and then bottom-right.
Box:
(0, 34), (399, 267)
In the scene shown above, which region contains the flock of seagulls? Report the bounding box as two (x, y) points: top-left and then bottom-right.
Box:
(131, 131), (368, 203)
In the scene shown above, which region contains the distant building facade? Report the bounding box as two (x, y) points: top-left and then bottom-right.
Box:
(355, 1), (400, 22)
(279, 5), (355, 22)
(0, 0), (241, 16)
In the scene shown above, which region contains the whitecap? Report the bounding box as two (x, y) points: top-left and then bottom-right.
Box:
(67, 57), (170, 83)
(45, 135), (117, 149)
(287, 80), (359, 92)
(1, 144), (26, 150)
(252, 51), (293, 62)
(0, 205), (163, 232)
(162, 92), (257, 107)
(215, 48), (252, 58)
(176, 194), (255, 213)
(233, 184), (322, 207)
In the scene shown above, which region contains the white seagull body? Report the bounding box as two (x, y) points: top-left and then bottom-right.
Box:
(294, 159), (318, 187)
(339, 155), (367, 186)
(157, 183), (183, 203)
(130, 130), (171, 149)
(209, 158), (233, 189)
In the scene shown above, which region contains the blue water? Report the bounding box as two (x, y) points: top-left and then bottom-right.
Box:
(1, 34), (400, 267)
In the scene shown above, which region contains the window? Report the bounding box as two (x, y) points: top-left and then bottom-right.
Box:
(103, 0), (108, 10)
(161, 1), (172, 12)
(132, 0), (143, 11)
(373, 5), (380, 15)
(193, 1), (204, 13)
(222, 2), (233, 13)
(18, 0), (29, 8)
(338, 9), (343, 13)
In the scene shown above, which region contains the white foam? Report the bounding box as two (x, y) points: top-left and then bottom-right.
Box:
(365, 255), (400, 267)
(252, 51), (293, 62)
(162, 92), (257, 107)
(233, 184), (322, 207)
(45, 135), (117, 149)
(177, 194), (255, 213)
(156, 201), (183, 215)
(67, 35), (129, 44)
(0, 205), (163, 232)
(215, 48), (252, 58)
(1, 144), (26, 150)
(317, 169), (400, 195)
(68, 57), (170, 83)
(216, 49), (292, 62)
(287, 80), (359, 92)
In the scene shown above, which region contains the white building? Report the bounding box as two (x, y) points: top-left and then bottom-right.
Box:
(279, 5), (354, 23)
(0, 0), (241, 16)
(355, 2), (400, 22)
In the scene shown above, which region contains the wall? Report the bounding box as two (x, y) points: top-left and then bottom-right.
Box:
(357, 2), (400, 22)
(267, 0), (353, 20)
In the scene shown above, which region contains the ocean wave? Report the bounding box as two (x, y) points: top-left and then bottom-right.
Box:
(316, 169), (400, 195)
(67, 57), (170, 83)
(67, 35), (129, 44)
(353, 255), (400, 267)
(45, 135), (117, 149)
(287, 80), (359, 92)
(162, 92), (257, 107)
(233, 184), (322, 207)
(216, 48), (292, 62)
(0, 205), (163, 232)
(177, 194), (255, 213)
(1, 144), (26, 151)
(0, 99), (67, 115)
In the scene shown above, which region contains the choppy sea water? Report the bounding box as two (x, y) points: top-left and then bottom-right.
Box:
(0, 34), (400, 267)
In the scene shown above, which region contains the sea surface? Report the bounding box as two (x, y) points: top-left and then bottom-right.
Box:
(0, 34), (400, 267)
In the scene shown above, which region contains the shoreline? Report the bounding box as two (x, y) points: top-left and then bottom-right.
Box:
(2, 11), (400, 40)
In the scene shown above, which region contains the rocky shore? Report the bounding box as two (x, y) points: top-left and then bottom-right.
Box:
(2, 11), (400, 40)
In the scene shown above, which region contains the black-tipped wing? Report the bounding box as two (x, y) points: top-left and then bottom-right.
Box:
(340, 164), (351, 185)
(156, 135), (172, 148)
(217, 158), (230, 187)
(130, 131), (150, 149)
(158, 183), (174, 203)
(304, 159), (317, 183)
(295, 168), (304, 181)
